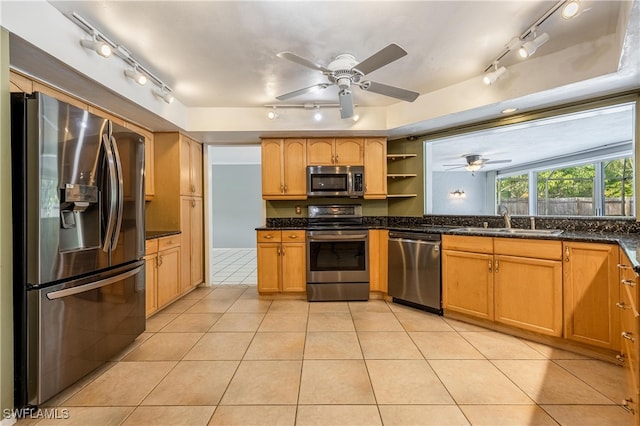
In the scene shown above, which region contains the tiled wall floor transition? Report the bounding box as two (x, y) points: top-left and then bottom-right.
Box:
(211, 248), (257, 285)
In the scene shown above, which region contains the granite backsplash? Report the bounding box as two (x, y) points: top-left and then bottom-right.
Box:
(267, 215), (640, 234)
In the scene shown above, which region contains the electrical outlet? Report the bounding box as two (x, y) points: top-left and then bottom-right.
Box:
(295, 205), (302, 215)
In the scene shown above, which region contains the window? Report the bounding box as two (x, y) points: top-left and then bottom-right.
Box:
(497, 174), (529, 215)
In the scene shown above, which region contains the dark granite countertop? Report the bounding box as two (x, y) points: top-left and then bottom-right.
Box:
(146, 230), (181, 240)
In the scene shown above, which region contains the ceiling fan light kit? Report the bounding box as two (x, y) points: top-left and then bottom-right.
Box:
(275, 43), (419, 119)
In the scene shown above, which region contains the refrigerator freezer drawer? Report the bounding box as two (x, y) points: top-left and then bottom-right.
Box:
(23, 262), (145, 406)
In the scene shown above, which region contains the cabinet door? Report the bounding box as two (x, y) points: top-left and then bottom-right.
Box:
(179, 136), (192, 195)
(369, 229), (389, 293)
(144, 254), (158, 317)
(190, 141), (203, 197)
(363, 138), (387, 199)
(563, 242), (620, 350)
(180, 197), (192, 293)
(143, 134), (155, 200)
(190, 197), (204, 287)
(442, 250), (493, 320)
(261, 139), (284, 198)
(281, 242), (306, 292)
(494, 255), (563, 336)
(157, 246), (181, 308)
(335, 138), (364, 165)
(257, 243), (281, 292)
(282, 139), (307, 198)
(307, 138), (335, 165)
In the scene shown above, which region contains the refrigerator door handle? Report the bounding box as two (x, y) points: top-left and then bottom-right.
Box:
(46, 265), (143, 300)
(102, 133), (118, 252)
(109, 134), (124, 250)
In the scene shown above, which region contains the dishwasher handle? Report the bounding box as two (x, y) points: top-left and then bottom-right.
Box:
(388, 232), (441, 243)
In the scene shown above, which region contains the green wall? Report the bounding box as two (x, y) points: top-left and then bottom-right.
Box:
(387, 137), (424, 217)
(266, 198), (388, 218)
(1, 28), (15, 413)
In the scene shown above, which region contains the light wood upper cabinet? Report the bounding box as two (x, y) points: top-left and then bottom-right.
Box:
(307, 137), (364, 165)
(180, 136), (203, 196)
(363, 138), (387, 199)
(261, 138), (307, 200)
(124, 122), (155, 200)
(563, 241), (620, 350)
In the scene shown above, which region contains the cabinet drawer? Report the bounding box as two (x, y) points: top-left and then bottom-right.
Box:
(158, 235), (181, 251)
(494, 238), (562, 260)
(145, 239), (158, 255)
(442, 235), (493, 254)
(282, 230), (305, 242)
(257, 230), (282, 243)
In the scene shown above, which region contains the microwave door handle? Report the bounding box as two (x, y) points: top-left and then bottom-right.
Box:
(102, 133), (118, 252)
(109, 134), (124, 250)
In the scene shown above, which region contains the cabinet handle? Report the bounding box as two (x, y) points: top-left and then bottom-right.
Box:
(622, 398), (635, 414)
(284, 184), (288, 193)
(617, 302), (631, 310)
(280, 184), (285, 193)
(158, 255), (163, 267)
(335, 154), (339, 163)
(288, 234), (298, 239)
(495, 258), (499, 273)
(616, 354), (626, 363)
(277, 247), (281, 256)
(191, 200), (196, 208)
(263, 234), (274, 239)
(618, 263), (634, 270)
(488, 259), (492, 273)
(281, 248), (285, 256)
(564, 246), (570, 262)
(622, 331), (635, 342)
(621, 279), (636, 287)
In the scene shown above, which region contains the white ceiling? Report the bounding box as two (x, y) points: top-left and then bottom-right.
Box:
(46, 0), (623, 108)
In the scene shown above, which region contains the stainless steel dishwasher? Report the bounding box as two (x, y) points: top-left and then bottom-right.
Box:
(388, 232), (442, 314)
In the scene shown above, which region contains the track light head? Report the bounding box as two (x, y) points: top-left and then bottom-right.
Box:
(483, 66), (508, 85)
(80, 36), (112, 58)
(518, 32), (550, 58)
(153, 86), (174, 104)
(313, 107), (322, 121)
(562, 0), (581, 19)
(267, 109), (279, 120)
(124, 68), (147, 86)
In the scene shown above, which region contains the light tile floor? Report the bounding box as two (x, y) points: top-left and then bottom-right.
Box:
(21, 285), (632, 426)
(211, 248), (257, 285)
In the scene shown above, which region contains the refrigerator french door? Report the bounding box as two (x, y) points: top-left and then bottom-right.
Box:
(11, 92), (146, 408)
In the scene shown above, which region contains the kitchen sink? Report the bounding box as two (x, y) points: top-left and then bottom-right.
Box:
(452, 227), (563, 236)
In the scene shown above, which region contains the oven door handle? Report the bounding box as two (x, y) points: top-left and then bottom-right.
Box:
(307, 234), (368, 241)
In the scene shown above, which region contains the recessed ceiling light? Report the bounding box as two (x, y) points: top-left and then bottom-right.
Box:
(501, 108), (518, 114)
(562, 0), (581, 19)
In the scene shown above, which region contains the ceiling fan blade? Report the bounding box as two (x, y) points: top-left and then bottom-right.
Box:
(276, 83), (330, 101)
(277, 52), (331, 73)
(353, 43), (407, 75)
(360, 81), (419, 102)
(444, 165), (468, 170)
(338, 90), (354, 119)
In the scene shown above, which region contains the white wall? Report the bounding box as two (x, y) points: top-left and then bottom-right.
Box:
(431, 171), (494, 215)
(209, 146), (263, 248)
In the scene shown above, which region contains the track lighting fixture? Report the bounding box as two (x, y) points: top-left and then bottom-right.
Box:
(483, 65), (507, 85)
(562, 0), (581, 19)
(124, 67), (147, 86)
(154, 86), (174, 104)
(80, 32), (112, 58)
(267, 108), (279, 120)
(313, 107), (323, 121)
(352, 114), (360, 123)
(518, 32), (550, 58)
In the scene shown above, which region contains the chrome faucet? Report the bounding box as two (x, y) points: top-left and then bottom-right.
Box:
(499, 205), (511, 229)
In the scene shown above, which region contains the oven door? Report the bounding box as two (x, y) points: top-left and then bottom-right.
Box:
(306, 230), (369, 283)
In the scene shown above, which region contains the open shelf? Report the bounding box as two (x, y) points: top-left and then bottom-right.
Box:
(386, 193), (417, 198)
(386, 154), (417, 160)
(387, 173), (417, 179)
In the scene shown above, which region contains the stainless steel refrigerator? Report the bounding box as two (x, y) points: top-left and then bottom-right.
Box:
(11, 92), (146, 408)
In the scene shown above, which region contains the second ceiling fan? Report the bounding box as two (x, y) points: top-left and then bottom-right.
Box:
(276, 43), (419, 119)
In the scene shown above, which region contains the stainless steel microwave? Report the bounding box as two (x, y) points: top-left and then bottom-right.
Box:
(307, 165), (364, 197)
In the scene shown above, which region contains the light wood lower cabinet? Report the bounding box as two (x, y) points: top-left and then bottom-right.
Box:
(563, 242), (620, 351)
(442, 235), (563, 337)
(145, 235), (181, 317)
(617, 253), (639, 423)
(369, 229), (388, 293)
(257, 230), (306, 293)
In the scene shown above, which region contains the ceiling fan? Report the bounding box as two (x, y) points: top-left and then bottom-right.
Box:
(275, 43), (419, 119)
(443, 154), (512, 172)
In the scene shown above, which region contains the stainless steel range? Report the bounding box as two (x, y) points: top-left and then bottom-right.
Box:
(306, 205), (369, 301)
